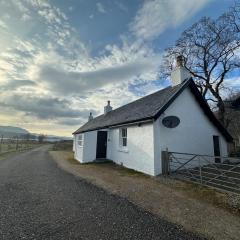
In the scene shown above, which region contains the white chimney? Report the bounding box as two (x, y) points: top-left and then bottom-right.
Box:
(171, 55), (191, 86)
(104, 100), (112, 114)
(88, 112), (93, 121)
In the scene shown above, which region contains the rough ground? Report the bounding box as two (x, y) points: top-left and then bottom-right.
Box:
(0, 146), (204, 240)
(50, 150), (240, 240)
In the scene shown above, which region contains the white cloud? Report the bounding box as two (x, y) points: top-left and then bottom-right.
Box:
(115, 1), (128, 13)
(21, 13), (31, 21)
(130, 0), (211, 40)
(224, 77), (240, 89)
(11, 0), (30, 15)
(0, 19), (8, 29)
(0, 94), (93, 120)
(22, 38), (163, 96)
(0, 0), (168, 135)
(96, 2), (106, 14)
(38, 57), (161, 95)
(38, 8), (61, 24)
(0, 80), (36, 90)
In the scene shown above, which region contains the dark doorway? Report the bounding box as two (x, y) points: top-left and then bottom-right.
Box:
(96, 131), (107, 159)
(213, 135), (221, 163)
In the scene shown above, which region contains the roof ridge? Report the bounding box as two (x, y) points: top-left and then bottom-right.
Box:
(80, 85), (174, 125)
(104, 85), (173, 116)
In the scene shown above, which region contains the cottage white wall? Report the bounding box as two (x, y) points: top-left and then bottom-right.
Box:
(74, 131), (97, 163)
(74, 133), (83, 162)
(107, 123), (155, 176)
(82, 131), (97, 162)
(73, 135), (76, 152)
(153, 88), (228, 175)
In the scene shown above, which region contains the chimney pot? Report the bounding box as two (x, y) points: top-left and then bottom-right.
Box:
(104, 100), (112, 114)
(171, 55), (191, 86)
(176, 55), (184, 67)
(88, 112), (93, 121)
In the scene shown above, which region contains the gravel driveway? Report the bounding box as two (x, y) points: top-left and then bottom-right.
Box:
(0, 146), (204, 240)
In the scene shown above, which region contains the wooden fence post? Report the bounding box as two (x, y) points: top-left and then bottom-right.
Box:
(16, 137), (19, 150)
(0, 136), (2, 153)
(161, 150), (170, 175)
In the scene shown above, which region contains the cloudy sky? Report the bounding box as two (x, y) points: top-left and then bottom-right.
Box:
(0, 0), (237, 136)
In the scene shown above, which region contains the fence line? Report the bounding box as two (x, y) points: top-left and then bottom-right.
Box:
(0, 137), (40, 155)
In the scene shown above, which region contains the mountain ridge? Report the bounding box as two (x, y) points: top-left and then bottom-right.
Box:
(0, 126), (72, 141)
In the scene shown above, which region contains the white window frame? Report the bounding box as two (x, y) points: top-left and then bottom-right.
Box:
(77, 134), (84, 147)
(119, 128), (127, 148)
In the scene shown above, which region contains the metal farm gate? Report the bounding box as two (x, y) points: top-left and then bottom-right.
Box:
(162, 151), (240, 194)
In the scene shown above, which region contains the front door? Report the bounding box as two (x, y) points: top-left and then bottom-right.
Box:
(96, 131), (107, 159)
(213, 135), (221, 163)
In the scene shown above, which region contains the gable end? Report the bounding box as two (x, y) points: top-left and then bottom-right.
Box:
(153, 79), (232, 142)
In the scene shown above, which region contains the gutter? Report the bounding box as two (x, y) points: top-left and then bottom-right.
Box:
(108, 119), (154, 129)
(73, 118), (154, 134)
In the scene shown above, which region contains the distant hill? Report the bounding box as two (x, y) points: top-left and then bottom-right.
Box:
(0, 125), (72, 142)
(0, 126), (30, 138)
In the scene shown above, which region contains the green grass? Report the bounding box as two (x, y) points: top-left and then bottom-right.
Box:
(164, 178), (240, 214)
(117, 166), (146, 177)
(67, 156), (80, 165)
(52, 141), (73, 151)
(0, 151), (18, 161)
(0, 143), (39, 154)
(88, 161), (147, 177)
(66, 155), (145, 177)
(0, 144), (42, 161)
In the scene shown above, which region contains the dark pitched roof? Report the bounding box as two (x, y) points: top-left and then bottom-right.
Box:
(73, 79), (233, 142)
(74, 81), (186, 133)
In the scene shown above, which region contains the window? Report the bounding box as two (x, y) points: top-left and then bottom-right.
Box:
(77, 134), (83, 147)
(120, 128), (127, 147)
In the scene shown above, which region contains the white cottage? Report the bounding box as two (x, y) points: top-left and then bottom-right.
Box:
(73, 57), (232, 176)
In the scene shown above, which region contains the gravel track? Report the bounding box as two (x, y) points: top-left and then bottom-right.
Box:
(0, 146), (205, 240)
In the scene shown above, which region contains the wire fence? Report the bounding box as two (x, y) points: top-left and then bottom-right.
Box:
(0, 137), (41, 155)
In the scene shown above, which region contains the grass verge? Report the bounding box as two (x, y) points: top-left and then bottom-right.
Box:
(50, 150), (240, 240)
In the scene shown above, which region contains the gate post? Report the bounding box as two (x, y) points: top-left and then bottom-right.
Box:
(161, 150), (170, 175)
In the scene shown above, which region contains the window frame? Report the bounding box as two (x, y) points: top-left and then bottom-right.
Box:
(119, 128), (127, 148)
(77, 134), (84, 147)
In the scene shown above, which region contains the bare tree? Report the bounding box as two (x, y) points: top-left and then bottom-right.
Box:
(224, 91), (240, 146)
(229, 0), (240, 33)
(38, 134), (45, 143)
(163, 3), (240, 126)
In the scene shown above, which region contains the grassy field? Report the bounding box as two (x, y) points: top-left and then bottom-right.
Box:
(0, 141), (42, 155)
(51, 140), (73, 151)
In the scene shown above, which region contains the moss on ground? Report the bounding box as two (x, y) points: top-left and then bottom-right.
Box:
(0, 152), (16, 161)
(161, 177), (240, 215)
(52, 141), (73, 151)
(67, 156), (80, 165)
(51, 146), (240, 215)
